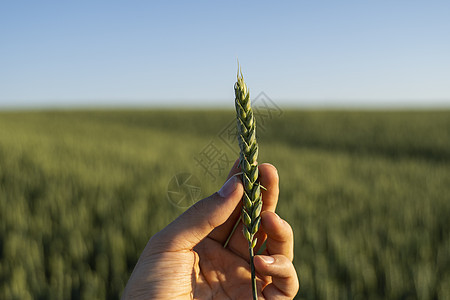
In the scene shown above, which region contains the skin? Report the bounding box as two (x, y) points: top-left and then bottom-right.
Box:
(122, 161), (299, 299)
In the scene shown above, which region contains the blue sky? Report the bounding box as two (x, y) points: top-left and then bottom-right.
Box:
(1, 0), (449, 108)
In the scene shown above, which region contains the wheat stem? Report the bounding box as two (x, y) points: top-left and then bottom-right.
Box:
(249, 245), (257, 300)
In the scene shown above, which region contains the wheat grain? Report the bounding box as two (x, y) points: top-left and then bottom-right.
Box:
(234, 67), (261, 300)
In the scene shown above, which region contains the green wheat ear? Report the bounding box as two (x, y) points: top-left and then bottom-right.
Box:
(234, 66), (262, 300)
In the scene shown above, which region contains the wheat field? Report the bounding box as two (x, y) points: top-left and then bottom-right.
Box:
(0, 109), (449, 299)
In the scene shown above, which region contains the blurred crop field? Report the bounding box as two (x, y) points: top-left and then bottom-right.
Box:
(0, 109), (449, 299)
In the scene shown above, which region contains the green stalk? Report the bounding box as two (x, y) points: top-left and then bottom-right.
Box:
(249, 245), (257, 300)
(234, 67), (262, 300)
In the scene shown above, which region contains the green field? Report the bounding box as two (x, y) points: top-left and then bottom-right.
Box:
(0, 109), (449, 299)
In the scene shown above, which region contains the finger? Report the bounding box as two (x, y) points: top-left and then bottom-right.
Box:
(149, 175), (244, 253)
(258, 163), (280, 213)
(254, 255), (299, 299)
(208, 158), (242, 243)
(260, 211), (294, 261)
(208, 159), (244, 243)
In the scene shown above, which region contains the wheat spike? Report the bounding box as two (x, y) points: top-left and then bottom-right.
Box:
(234, 67), (261, 300)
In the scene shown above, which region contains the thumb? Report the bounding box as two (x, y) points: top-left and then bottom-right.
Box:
(150, 175), (243, 252)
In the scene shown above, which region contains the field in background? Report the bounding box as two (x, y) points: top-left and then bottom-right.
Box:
(0, 109), (449, 299)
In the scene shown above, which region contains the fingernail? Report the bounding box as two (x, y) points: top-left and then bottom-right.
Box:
(273, 212), (281, 220)
(218, 176), (238, 198)
(259, 255), (275, 264)
(275, 213), (285, 225)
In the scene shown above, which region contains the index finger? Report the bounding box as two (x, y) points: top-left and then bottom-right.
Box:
(208, 159), (243, 243)
(260, 211), (294, 261)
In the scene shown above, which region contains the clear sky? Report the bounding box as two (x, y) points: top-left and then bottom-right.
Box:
(1, 0), (449, 108)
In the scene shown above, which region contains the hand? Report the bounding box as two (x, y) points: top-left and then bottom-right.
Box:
(122, 161), (299, 299)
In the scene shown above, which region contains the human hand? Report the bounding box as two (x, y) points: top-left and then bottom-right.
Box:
(122, 161), (299, 299)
